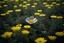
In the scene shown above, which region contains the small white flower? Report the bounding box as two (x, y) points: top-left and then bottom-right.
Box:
(26, 16), (38, 24)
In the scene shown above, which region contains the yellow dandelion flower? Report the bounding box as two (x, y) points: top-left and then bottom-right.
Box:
(31, 5), (36, 8)
(22, 5), (27, 8)
(47, 6), (51, 9)
(19, 4), (22, 7)
(23, 1), (27, 4)
(14, 5), (17, 8)
(50, 4), (54, 7)
(26, 4), (30, 6)
(55, 32), (64, 36)
(50, 15), (57, 18)
(34, 3), (38, 5)
(0, 13), (6, 16)
(37, 10), (42, 12)
(16, 24), (22, 27)
(39, 14), (46, 17)
(1, 32), (13, 38)
(15, 0), (19, 2)
(11, 26), (21, 31)
(15, 9), (21, 12)
(43, 2), (47, 5)
(45, 4), (49, 7)
(35, 12), (40, 16)
(7, 10), (13, 13)
(52, 2), (56, 4)
(57, 16), (63, 19)
(35, 37), (47, 43)
(24, 25), (31, 29)
(48, 36), (57, 40)
(56, 3), (60, 6)
(5, 12), (10, 14)
(3, 5), (8, 7)
(22, 30), (29, 34)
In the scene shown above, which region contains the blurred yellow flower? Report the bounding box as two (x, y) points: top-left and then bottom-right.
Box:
(5, 12), (10, 14)
(43, 2), (47, 5)
(35, 37), (47, 43)
(26, 3), (30, 6)
(22, 30), (29, 34)
(15, 0), (19, 2)
(14, 5), (17, 8)
(11, 26), (21, 31)
(7, 10), (13, 13)
(56, 3), (60, 6)
(55, 32), (64, 36)
(50, 15), (57, 18)
(22, 5), (27, 8)
(47, 6), (51, 9)
(15, 9), (21, 12)
(1, 32), (13, 38)
(52, 2), (56, 4)
(39, 14), (46, 17)
(35, 12), (40, 16)
(24, 25), (31, 29)
(19, 4), (22, 7)
(23, 1), (27, 4)
(45, 4), (49, 7)
(0, 13), (6, 16)
(57, 16), (63, 19)
(37, 10), (42, 12)
(16, 24), (22, 27)
(48, 36), (57, 40)
(34, 3), (38, 5)
(31, 5), (36, 8)
(3, 5), (8, 7)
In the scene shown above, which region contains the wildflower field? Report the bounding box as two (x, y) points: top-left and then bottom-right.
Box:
(0, 0), (64, 43)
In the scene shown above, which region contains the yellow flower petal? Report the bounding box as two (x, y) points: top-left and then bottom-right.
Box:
(22, 30), (29, 34)
(55, 32), (64, 36)
(48, 36), (57, 40)
(24, 25), (31, 29)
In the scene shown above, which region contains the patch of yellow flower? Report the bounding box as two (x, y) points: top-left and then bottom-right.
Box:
(52, 2), (56, 4)
(24, 25), (31, 29)
(0, 13), (6, 16)
(1, 32), (13, 38)
(56, 3), (60, 6)
(15, 9), (21, 12)
(11, 26), (21, 31)
(16, 24), (22, 27)
(43, 2), (47, 5)
(37, 10), (42, 13)
(35, 12), (40, 16)
(56, 16), (63, 19)
(19, 4), (23, 7)
(48, 36), (57, 40)
(26, 3), (30, 6)
(35, 37), (47, 43)
(50, 15), (57, 18)
(14, 5), (17, 8)
(23, 1), (27, 4)
(22, 30), (29, 34)
(55, 32), (64, 36)
(39, 14), (46, 17)
(33, 3), (38, 5)
(7, 10), (13, 13)
(31, 5), (36, 8)
(3, 4), (8, 7)
(14, 0), (19, 2)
